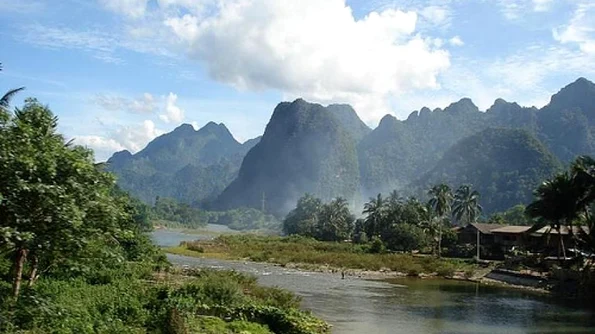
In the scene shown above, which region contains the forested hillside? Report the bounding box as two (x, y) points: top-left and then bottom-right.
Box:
(106, 122), (259, 205)
(108, 78), (595, 217)
(413, 128), (562, 213)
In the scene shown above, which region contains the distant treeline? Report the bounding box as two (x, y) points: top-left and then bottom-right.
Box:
(149, 196), (280, 231)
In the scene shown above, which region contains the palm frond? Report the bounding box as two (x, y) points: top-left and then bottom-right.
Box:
(0, 87), (25, 109)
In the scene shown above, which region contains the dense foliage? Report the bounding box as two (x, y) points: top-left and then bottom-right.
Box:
(282, 186), (478, 255)
(208, 208), (281, 231)
(283, 195), (354, 241)
(414, 128), (562, 213)
(0, 97), (329, 333)
(151, 196), (208, 228)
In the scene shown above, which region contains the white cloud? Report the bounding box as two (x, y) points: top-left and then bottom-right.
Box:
(419, 5), (451, 28)
(164, 0), (450, 123)
(449, 36), (464, 46)
(111, 120), (164, 152)
(74, 135), (125, 152)
(99, 0), (149, 19)
(533, 0), (553, 12)
(71, 120), (165, 161)
(159, 92), (185, 123)
(95, 93), (156, 113)
(553, 3), (595, 55)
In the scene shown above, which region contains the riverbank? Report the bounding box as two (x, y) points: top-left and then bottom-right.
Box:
(165, 234), (479, 279)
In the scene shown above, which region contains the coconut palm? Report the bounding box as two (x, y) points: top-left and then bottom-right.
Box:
(0, 63), (25, 122)
(452, 185), (482, 225)
(428, 184), (453, 257)
(363, 194), (385, 238)
(526, 172), (583, 259)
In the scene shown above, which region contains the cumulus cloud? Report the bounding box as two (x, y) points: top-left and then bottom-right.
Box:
(111, 120), (164, 152)
(449, 36), (464, 47)
(99, 0), (149, 19)
(159, 92), (185, 123)
(95, 93), (156, 113)
(74, 135), (125, 152)
(164, 0), (450, 122)
(553, 3), (595, 55)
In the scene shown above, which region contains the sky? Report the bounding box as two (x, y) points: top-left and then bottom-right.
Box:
(1, 0), (594, 161)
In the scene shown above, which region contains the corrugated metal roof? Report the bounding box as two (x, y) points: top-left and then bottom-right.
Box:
(491, 226), (532, 234)
(469, 223), (505, 234)
(531, 226), (590, 236)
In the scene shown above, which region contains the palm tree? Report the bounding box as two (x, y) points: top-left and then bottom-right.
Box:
(526, 172), (582, 260)
(428, 184), (453, 257)
(452, 185), (482, 225)
(453, 185), (483, 260)
(0, 63), (25, 121)
(363, 194), (385, 238)
(571, 156), (595, 212)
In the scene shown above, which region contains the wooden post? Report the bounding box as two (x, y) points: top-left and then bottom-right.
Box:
(476, 228), (480, 261)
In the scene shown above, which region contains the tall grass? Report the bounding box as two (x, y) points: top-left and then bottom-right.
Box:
(174, 235), (475, 276)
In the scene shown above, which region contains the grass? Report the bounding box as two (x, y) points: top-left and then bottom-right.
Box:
(165, 235), (477, 277)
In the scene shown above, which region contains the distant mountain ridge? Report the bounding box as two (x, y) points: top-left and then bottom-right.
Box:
(107, 77), (595, 216)
(106, 122), (259, 205)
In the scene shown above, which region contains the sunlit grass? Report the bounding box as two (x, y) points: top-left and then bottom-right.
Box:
(166, 235), (476, 277)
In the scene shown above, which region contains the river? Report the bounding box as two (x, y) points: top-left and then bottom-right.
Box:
(153, 228), (595, 334)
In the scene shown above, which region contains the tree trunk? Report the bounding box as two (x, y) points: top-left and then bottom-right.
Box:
(28, 254), (39, 287)
(559, 227), (567, 259)
(12, 247), (28, 300)
(437, 226), (442, 259)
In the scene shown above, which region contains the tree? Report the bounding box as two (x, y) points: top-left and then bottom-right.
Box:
(526, 172), (583, 260)
(283, 194), (322, 237)
(453, 185), (483, 259)
(453, 185), (483, 225)
(315, 198), (354, 241)
(362, 194), (385, 238)
(0, 63), (25, 124)
(428, 184), (453, 257)
(0, 99), (141, 299)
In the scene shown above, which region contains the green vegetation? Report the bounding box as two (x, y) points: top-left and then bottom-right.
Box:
(172, 235), (476, 276)
(415, 128), (562, 214)
(151, 199), (281, 232)
(0, 95), (329, 333)
(151, 196), (208, 228)
(283, 195), (354, 241)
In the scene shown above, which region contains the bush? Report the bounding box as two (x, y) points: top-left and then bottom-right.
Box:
(368, 236), (386, 254)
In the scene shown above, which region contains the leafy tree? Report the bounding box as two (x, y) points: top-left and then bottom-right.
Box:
(0, 99), (149, 299)
(315, 198), (354, 241)
(283, 194), (322, 236)
(526, 172), (583, 259)
(428, 184), (453, 257)
(452, 185), (483, 225)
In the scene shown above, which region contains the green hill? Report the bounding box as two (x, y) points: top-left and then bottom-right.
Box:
(413, 128), (562, 213)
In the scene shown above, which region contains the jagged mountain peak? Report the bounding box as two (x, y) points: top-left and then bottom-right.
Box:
(547, 77), (595, 112)
(444, 97), (479, 114)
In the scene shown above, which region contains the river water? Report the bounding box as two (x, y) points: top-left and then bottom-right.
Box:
(153, 229), (595, 334)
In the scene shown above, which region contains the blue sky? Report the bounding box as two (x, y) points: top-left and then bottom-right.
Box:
(1, 0), (594, 161)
